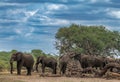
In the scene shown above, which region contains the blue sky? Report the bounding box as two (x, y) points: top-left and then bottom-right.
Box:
(0, 0), (120, 54)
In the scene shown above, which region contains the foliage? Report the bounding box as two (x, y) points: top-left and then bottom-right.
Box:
(31, 49), (46, 58)
(0, 61), (6, 71)
(55, 24), (120, 57)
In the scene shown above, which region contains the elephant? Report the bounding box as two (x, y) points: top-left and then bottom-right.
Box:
(59, 55), (70, 75)
(10, 52), (34, 75)
(82, 67), (95, 74)
(35, 56), (57, 74)
(78, 54), (106, 70)
(59, 52), (76, 75)
(92, 56), (106, 69)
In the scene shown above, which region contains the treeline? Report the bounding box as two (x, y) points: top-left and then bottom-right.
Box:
(0, 49), (58, 71)
(55, 24), (120, 57)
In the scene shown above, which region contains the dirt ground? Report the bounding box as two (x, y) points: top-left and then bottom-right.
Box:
(0, 72), (120, 82)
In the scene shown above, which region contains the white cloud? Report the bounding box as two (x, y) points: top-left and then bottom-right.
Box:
(0, 37), (11, 41)
(108, 10), (120, 19)
(24, 27), (35, 37)
(69, 19), (120, 32)
(90, 0), (110, 3)
(48, 19), (70, 25)
(7, 9), (39, 22)
(3, 36), (15, 40)
(14, 27), (35, 38)
(27, 10), (39, 16)
(29, 14), (70, 26)
(25, 33), (32, 37)
(0, 2), (27, 6)
(24, 9), (39, 21)
(0, 19), (20, 23)
(42, 17), (70, 25)
(46, 4), (68, 11)
(15, 28), (22, 34)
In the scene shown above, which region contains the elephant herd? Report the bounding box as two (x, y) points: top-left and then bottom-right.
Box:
(10, 52), (120, 77)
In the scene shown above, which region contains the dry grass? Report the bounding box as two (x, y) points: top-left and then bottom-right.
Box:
(0, 72), (120, 82)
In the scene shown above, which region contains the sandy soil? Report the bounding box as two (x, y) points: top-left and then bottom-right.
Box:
(0, 72), (120, 82)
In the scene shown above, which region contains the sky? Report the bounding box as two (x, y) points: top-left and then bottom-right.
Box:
(0, 0), (120, 55)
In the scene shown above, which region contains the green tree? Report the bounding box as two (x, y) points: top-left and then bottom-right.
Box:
(10, 50), (17, 54)
(55, 24), (120, 57)
(31, 49), (45, 58)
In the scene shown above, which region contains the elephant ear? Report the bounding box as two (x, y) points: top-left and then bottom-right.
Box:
(16, 52), (23, 61)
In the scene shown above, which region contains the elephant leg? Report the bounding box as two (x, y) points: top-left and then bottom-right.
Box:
(17, 62), (22, 75)
(42, 65), (45, 74)
(26, 67), (31, 75)
(60, 65), (63, 75)
(59, 64), (62, 75)
(52, 66), (54, 74)
(35, 63), (39, 72)
(52, 66), (56, 74)
(60, 68), (62, 75)
(52, 68), (54, 74)
(54, 67), (57, 74)
(63, 68), (66, 75)
(63, 65), (67, 75)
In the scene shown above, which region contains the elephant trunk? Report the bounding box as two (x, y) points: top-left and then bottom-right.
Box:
(10, 58), (14, 74)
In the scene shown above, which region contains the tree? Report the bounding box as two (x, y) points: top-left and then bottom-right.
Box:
(10, 50), (17, 54)
(55, 24), (120, 57)
(31, 49), (45, 58)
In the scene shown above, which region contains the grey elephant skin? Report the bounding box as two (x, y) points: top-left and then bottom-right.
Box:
(10, 52), (34, 75)
(36, 56), (57, 74)
(59, 54), (72, 75)
(80, 55), (105, 69)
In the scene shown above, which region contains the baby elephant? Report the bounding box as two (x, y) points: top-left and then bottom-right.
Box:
(36, 56), (57, 74)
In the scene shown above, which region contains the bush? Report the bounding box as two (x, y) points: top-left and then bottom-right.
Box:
(0, 61), (6, 71)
